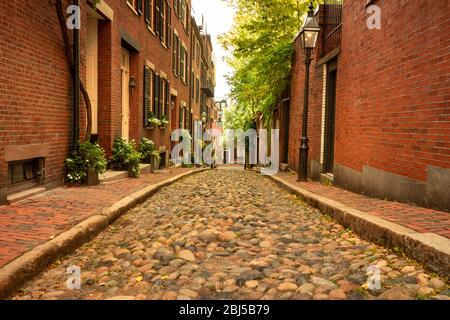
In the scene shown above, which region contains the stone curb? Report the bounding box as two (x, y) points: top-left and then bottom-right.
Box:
(0, 168), (208, 299)
(266, 174), (450, 277)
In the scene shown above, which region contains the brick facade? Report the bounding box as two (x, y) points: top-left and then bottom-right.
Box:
(0, 0), (215, 203)
(287, 0), (450, 211)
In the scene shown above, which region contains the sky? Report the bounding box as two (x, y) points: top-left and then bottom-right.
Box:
(192, 0), (235, 99)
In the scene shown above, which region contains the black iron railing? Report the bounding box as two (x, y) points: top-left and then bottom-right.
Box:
(322, 0), (343, 57)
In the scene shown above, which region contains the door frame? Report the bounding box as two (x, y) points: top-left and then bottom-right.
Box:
(121, 48), (130, 141)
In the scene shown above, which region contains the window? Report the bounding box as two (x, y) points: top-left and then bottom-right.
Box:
(180, 45), (185, 82)
(127, 0), (142, 14)
(191, 71), (195, 99)
(144, 0), (154, 30)
(174, 0), (179, 17)
(196, 78), (200, 102)
(144, 66), (154, 127)
(180, 0), (186, 26)
(166, 2), (172, 48)
(153, 73), (161, 119)
(173, 34), (179, 76)
(179, 106), (184, 129)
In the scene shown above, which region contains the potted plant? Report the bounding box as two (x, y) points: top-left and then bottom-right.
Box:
(110, 138), (142, 177)
(65, 141), (107, 186)
(147, 112), (162, 129)
(128, 150), (142, 178)
(151, 150), (161, 171)
(160, 116), (169, 129)
(110, 138), (134, 171)
(140, 137), (156, 164)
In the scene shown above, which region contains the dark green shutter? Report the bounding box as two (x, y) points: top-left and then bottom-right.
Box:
(144, 0), (150, 24)
(154, 73), (159, 119)
(144, 66), (151, 127)
(167, 4), (172, 48)
(159, 76), (163, 118)
(137, 0), (143, 15)
(165, 80), (169, 117)
(155, 0), (160, 36)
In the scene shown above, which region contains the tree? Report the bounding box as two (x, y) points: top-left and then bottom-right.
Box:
(220, 0), (318, 129)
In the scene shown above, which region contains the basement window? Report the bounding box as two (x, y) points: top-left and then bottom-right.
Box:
(8, 158), (42, 188)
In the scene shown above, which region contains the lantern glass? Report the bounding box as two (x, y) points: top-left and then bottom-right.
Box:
(299, 4), (320, 51)
(301, 30), (319, 49)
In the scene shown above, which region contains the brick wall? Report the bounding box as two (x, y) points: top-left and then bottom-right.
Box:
(336, 0), (450, 181)
(288, 0), (450, 210)
(0, 0), (74, 196)
(0, 0), (208, 202)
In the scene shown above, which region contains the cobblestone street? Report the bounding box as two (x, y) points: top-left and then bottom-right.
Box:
(13, 169), (449, 300)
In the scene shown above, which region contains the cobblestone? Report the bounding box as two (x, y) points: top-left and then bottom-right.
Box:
(13, 169), (449, 300)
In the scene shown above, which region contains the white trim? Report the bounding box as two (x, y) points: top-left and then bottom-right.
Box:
(146, 60), (155, 70)
(96, 1), (114, 21)
(171, 88), (178, 96)
(160, 71), (167, 79)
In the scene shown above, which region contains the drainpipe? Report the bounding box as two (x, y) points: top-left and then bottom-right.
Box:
(72, 0), (80, 147)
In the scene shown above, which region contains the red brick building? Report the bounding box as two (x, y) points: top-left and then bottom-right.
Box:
(0, 0), (215, 204)
(286, 0), (450, 211)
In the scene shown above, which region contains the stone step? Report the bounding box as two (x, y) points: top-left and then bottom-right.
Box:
(7, 187), (47, 204)
(99, 164), (152, 183)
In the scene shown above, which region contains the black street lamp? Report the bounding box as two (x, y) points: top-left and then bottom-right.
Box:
(298, 2), (320, 182)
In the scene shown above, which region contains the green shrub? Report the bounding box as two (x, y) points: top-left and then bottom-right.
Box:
(140, 138), (156, 164)
(65, 141), (107, 184)
(111, 138), (135, 170)
(128, 150), (142, 178)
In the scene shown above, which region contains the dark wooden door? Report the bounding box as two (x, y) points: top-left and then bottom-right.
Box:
(324, 64), (337, 174)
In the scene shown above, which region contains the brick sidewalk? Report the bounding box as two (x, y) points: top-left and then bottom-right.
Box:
(275, 172), (450, 239)
(0, 167), (195, 268)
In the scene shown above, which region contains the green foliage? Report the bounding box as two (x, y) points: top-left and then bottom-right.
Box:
(128, 150), (142, 178)
(147, 112), (162, 127)
(151, 150), (161, 163)
(160, 115), (169, 126)
(140, 138), (156, 163)
(220, 0), (318, 129)
(111, 138), (141, 172)
(65, 141), (107, 184)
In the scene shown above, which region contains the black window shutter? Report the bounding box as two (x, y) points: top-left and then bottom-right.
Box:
(159, 0), (164, 41)
(167, 4), (172, 48)
(155, 0), (160, 35)
(154, 73), (159, 118)
(144, 66), (151, 126)
(173, 37), (177, 74)
(159, 76), (164, 118)
(144, 0), (150, 24)
(137, 0), (143, 15)
(165, 80), (169, 117)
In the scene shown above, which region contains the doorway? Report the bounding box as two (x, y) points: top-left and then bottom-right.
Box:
(87, 16), (99, 137)
(121, 48), (130, 141)
(323, 60), (337, 174)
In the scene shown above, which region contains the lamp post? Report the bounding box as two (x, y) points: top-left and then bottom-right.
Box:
(298, 2), (320, 181)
